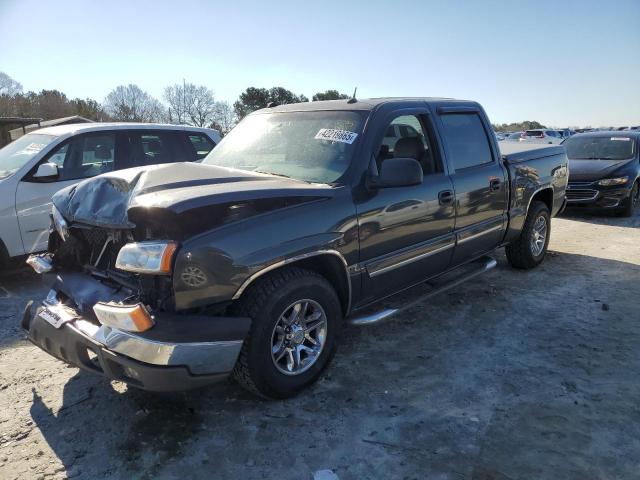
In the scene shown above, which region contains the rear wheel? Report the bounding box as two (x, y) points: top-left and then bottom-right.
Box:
(620, 181), (639, 218)
(232, 267), (342, 399)
(506, 201), (551, 269)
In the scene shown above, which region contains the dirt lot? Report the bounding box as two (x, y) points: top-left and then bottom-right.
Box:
(1, 208), (639, 480)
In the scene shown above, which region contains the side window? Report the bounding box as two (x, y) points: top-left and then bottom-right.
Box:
(439, 113), (493, 170)
(47, 143), (69, 169)
(187, 133), (216, 160)
(378, 114), (442, 175)
(384, 125), (396, 138)
(125, 131), (185, 167)
(43, 133), (115, 181)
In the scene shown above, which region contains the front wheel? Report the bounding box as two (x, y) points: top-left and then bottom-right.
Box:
(620, 181), (639, 218)
(506, 201), (551, 269)
(232, 267), (342, 399)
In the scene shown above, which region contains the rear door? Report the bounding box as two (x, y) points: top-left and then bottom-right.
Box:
(435, 108), (508, 265)
(15, 131), (118, 253)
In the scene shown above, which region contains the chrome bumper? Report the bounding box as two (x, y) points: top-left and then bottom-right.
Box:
(74, 318), (243, 375)
(23, 295), (248, 391)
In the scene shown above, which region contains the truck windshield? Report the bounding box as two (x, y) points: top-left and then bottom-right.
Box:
(0, 133), (56, 180)
(564, 136), (636, 160)
(202, 110), (364, 184)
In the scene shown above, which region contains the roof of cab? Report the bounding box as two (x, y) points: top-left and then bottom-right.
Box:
(257, 97), (472, 113)
(29, 122), (220, 137)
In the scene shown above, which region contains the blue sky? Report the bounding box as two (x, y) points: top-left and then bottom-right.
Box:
(1, 0), (638, 126)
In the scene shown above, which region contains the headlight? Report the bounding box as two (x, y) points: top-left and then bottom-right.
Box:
(598, 176), (629, 186)
(115, 241), (178, 274)
(51, 205), (68, 241)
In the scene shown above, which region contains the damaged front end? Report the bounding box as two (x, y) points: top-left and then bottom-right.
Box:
(23, 170), (251, 391)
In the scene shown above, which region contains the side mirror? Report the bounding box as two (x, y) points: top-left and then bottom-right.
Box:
(33, 162), (59, 180)
(371, 158), (423, 188)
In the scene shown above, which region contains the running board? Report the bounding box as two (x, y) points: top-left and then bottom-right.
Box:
(347, 256), (497, 326)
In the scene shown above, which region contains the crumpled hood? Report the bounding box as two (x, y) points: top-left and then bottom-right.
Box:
(52, 162), (333, 232)
(568, 158), (635, 182)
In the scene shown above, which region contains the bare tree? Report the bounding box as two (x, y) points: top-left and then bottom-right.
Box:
(104, 84), (165, 122)
(0, 72), (23, 96)
(188, 85), (217, 127)
(212, 101), (236, 135)
(164, 82), (189, 124)
(164, 81), (217, 127)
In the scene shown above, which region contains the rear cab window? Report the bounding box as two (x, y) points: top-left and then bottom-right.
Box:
(439, 113), (494, 170)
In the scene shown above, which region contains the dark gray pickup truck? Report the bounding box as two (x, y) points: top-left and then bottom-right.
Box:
(23, 98), (568, 398)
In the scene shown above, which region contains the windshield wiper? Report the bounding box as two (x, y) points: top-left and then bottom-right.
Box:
(254, 170), (292, 179)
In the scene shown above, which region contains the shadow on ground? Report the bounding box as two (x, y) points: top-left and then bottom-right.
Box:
(560, 206), (640, 228)
(26, 250), (640, 479)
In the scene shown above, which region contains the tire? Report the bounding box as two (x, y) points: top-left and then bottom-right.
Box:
(506, 201), (551, 270)
(232, 267), (342, 399)
(0, 240), (9, 271)
(620, 181), (639, 218)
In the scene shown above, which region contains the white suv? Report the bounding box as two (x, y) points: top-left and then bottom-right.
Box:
(519, 129), (563, 144)
(0, 123), (220, 267)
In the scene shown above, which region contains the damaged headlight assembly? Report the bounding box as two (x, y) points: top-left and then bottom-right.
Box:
(115, 241), (178, 274)
(52, 205), (69, 241)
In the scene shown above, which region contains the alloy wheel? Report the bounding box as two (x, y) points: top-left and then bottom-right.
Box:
(270, 299), (328, 375)
(530, 215), (547, 257)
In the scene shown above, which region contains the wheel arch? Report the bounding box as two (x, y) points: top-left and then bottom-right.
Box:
(530, 187), (553, 212)
(232, 251), (352, 316)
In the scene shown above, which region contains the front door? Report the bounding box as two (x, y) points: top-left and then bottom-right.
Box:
(436, 111), (508, 265)
(16, 131), (117, 253)
(356, 111), (456, 302)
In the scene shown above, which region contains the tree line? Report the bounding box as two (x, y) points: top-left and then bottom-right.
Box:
(0, 72), (350, 136)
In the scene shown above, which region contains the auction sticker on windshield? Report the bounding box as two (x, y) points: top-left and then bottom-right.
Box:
(315, 129), (358, 144)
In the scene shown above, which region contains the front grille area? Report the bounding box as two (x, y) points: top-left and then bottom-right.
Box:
(566, 188), (598, 201)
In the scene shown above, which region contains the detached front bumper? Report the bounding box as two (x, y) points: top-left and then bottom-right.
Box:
(22, 271), (251, 392)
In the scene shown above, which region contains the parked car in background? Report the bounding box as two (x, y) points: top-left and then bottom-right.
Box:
(519, 129), (563, 144)
(504, 131), (524, 142)
(381, 122), (422, 152)
(22, 97), (568, 398)
(0, 123), (220, 268)
(563, 131), (639, 216)
(556, 129), (575, 139)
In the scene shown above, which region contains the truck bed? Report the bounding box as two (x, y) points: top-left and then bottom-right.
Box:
(500, 143), (565, 164)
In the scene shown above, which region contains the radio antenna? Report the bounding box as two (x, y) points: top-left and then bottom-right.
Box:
(347, 87), (358, 104)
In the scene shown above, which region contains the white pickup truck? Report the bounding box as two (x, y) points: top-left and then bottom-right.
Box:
(0, 123), (220, 268)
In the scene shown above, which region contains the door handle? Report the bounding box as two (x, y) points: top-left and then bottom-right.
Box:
(489, 179), (501, 191)
(438, 190), (454, 205)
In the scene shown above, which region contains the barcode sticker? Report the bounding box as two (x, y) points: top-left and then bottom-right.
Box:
(315, 129), (358, 144)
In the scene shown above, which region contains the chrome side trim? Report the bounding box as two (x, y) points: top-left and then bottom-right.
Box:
(72, 321), (243, 375)
(231, 249), (352, 313)
(368, 242), (454, 278)
(456, 224), (503, 245)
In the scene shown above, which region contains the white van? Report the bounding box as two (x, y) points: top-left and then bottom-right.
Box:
(0, 123), (220, 267)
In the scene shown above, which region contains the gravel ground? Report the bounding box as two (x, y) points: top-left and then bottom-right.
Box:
(0, 207), (639, 480)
